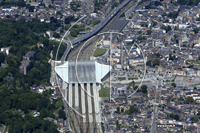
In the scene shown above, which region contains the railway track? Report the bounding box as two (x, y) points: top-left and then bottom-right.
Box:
(62, 1), (134, 133)
(68, 1), (132, 61)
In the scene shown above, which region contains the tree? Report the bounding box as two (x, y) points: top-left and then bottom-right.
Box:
(56, 11), (62, 15)
(116, 120), (121, 129)
(120, 13), (125, 18)
(191, 117), (198, 122)
(171, 83), (176, 88)
(146, 60), (152, 66)
(193, 28), (199, 34)
(141, 85), (147, 93)
(152, 21), (157, 27)
(155, 53), (160, 57)
(0, 52), (5, 64)
(121, 108), (124, 113)
(70, 1), (81, 11)
(153, 58), (159, 66)
(161, 25), (172, 33)
(147, 30), (152, 35)
(185, 96), (194, 104)
(70, 30), (77, 37)
(115, 107), (120, 113)
(129, 105), (138, 114)
(58, 109), (66, 119)
(169, 53), (175, 60)
(65, 15), (77, 24)
(112, 2), (119, 9)
(128, 81), (135, 89)
(55, 100), (64, 109)
(53, 32), (60, 38)
(126, 105), (138, 114)
(177, 0), (200, 7)
(178, 97), (185, 101)
(174, 114), (179, 120)
(169, 113), (179, 120)
(134, 86), (138, 90)
(40, 108), (48, 118)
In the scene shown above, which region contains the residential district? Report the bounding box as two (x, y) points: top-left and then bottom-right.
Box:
(1, 0), (200, 133)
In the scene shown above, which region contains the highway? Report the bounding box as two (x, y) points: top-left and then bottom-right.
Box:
(61, 0), (131, 62)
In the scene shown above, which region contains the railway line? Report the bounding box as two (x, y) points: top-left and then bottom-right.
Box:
(58, 0), (135, 133)
(67, 0), (133, 61)
(61, 0), (131, 62)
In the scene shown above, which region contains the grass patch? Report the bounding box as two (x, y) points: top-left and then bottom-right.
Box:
(67, 35), (76, 40)
(187, 60), (200, 64)
(93, 48), (107, 57)
(99, 85), (110, 97)
(190, 83), (200, 87)
(118, 77), (126, 81)
(105, 9), (112, 17)
(128, 77), (138, 80)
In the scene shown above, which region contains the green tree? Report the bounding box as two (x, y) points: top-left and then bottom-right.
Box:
(0, 52), (5, 64)
(146, 60), (152, 66)
(56, 11), (62, 15)
(53, 32), (60, 38)
(116, 120), (121, 129)
(174, 114), (179, 120)
(152, 21), (157, 27)
(134, 86), (138, 90)
(121, 108), (124, 113)
(128, 81), (135, 89)
(115, 107), (120, 113)
(112, 2), (119, 9)
(147, 30), (152, 35)
(120, 13), (125, 18)
(126, 105), (138, 114)
(70, 30), (77, 37)
(141, 85), (147, 93)
(161, 25), (172, 33)
(153, 58), (159, 66)
(39, 108), (48, 119)
(193, 28), (199, 34)
(58, 109), (66, 119)
(185, 96), (194, 104)
(171, 83), (176, 88)
(55, 100), (64, 109)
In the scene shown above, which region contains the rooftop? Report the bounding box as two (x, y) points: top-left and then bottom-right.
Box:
(55, 61), (111, 83)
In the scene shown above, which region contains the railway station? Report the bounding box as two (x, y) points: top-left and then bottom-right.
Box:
(55, 61), (111, 131)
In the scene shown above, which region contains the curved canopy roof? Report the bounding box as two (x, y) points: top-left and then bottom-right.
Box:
(55, 61), (111, 83)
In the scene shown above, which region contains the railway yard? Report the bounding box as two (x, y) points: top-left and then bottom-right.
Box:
(59, 1), (134, 133)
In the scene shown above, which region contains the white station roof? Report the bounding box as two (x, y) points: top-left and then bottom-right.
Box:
(55, 61), (111, 83)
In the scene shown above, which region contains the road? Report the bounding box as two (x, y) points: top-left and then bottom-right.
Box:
(1, 125), (6, 133)
(150, 79), (161, 133)
(61, 40), (72, 63)
(125, 0), (140, 18)
(150, 104), (158, 133)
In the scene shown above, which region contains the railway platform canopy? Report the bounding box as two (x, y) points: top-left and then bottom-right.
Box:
(55, 61), (111, 84)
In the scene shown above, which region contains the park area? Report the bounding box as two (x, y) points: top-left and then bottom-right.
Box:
(99, 85), (110, 97)
(93, 48), (107, 57)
